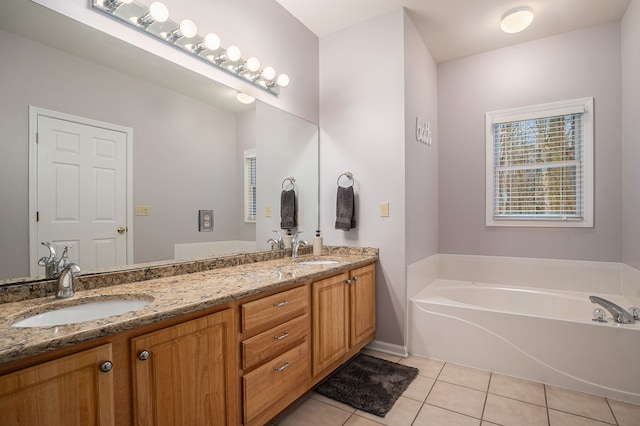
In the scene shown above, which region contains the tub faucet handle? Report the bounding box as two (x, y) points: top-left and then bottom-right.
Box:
(629, 307), (640, 321)
(592, 308), (607, 323)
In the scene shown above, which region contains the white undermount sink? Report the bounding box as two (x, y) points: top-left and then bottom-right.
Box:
(297, 260), (340, 265)
(11, 298), (151, 328)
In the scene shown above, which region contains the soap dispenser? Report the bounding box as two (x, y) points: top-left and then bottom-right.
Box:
(313, 230), (323, 256)
(284, 230), (293, 249)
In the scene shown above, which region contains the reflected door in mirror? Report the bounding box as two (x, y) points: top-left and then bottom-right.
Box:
(34, 112), (130, 275)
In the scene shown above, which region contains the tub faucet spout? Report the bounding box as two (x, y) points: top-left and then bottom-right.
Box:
(589, 296), (635, 324)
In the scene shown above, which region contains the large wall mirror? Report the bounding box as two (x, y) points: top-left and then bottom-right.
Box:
(0, 0), (318, 282)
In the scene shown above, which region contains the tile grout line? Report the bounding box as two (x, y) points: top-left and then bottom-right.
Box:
(544, 384), (551, 426)
(480, 372), (492, 422)
(605, 398), (620, 425)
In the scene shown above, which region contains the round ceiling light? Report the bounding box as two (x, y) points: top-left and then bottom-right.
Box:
(236, 93), (256, 104)
(500, 7), (534, 34)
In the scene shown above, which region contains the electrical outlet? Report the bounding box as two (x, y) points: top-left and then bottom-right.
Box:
(265, 205), (272, 217)
(380, 202), (390, 217)
(199, 210), (213, 232)
(135, 205), (150, 216)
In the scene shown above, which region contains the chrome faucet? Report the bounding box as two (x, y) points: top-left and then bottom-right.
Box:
(589, 296), (635, 324)
(55, 246), (82, 299)
(291, 231), (307, 258)
(267, 230), (285, 250)
(38, 242), (59, 279)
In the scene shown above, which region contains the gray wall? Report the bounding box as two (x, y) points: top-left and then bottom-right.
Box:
(0, 29), (240, 278)
(437, 22), (623, 262)
(622, 0), (640, 269)
(319, 9), (438, 349)
(404, 10), (439, 265)
(320, 9), (406, 347)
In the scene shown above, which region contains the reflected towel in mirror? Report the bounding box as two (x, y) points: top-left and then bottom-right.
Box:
(280, 189), (297, 230)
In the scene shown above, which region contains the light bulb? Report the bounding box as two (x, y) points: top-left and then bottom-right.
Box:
(179, 19), (197, 38)
(226, 45), (242, 62)
(246, 57), (260, 72)
(500, 7), (534, 34)
(276, 74), (290, 87)
(262, 66), (276, 81)
(236, 93), (256, 104)
(149, 2), (169, 23)
(204, 33), (220, 50)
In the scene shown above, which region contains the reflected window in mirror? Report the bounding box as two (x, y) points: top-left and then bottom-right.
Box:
(245, 149), (257, 223)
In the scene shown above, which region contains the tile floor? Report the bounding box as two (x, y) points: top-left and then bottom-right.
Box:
(269, 350), (640, 426)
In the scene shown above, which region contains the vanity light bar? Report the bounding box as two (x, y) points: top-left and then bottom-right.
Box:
(91, 0), (290, 95)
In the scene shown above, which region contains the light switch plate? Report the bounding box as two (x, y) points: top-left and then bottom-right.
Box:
(199, 210), (213, 232)
(135, 205), (150, 216)
(380, 202), (390, 217)
(265, 205), (272, 217)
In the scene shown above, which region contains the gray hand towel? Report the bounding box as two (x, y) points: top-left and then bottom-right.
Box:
(280, 189), (296, 230)
(335, 185), (356, 231)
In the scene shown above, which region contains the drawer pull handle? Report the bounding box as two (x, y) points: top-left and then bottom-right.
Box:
(274, 361), (290, 371)
(274, 300), (289, 307)
(274, 331), (289, 340)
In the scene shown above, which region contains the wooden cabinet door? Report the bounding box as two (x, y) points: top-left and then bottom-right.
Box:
(349, 264), (376, 348)
(131, 310), (236, 426)
(0, 343), (115, 426)
(312, 272), (349, 376)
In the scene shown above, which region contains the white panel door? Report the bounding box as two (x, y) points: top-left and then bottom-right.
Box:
(36, 115), (128, 272)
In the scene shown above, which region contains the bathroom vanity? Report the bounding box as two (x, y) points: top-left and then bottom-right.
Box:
(0, 248), (377, 425)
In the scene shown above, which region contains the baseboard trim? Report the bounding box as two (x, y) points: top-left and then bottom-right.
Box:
(366, 340), (408, 358)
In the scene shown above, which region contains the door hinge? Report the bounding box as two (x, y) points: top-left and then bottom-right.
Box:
(36, 132), (39, 143)
(36, 211), (40, 222)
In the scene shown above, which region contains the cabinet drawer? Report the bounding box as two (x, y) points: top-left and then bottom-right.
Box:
(242, 314), (308, 370)
(242, 286), (308, 333)
(243, 341), (309, 423)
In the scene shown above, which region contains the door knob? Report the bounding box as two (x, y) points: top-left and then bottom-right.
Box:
(117, 227), (126, 234)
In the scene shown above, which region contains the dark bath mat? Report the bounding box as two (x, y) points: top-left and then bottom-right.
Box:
(315, 353), (419, 417)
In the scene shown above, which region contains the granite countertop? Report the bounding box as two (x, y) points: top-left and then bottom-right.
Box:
(0, 252), (377, 366)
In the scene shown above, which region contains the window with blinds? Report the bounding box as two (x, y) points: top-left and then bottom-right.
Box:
(485, 98), (594, 227)
(244, 149), (256, 223)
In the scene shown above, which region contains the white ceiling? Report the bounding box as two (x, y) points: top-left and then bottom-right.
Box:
(275, 0), (631, 63)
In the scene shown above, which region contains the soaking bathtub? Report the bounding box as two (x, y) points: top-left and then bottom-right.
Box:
(409, 280), (640, 404)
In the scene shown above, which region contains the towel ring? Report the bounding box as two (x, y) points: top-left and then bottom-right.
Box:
(282, 176), (295, 190)
(337, 172), (354, 187)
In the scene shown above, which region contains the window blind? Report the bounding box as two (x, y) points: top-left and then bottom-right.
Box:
(492, 113), (583, 219)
